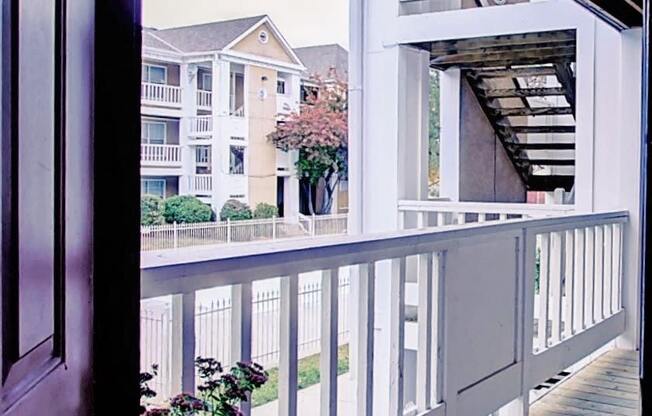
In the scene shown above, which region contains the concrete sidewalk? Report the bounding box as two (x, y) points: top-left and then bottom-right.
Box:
(252, 372), (356, 416)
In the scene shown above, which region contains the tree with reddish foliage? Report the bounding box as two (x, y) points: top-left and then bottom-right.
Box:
(268, 71), (347, 214)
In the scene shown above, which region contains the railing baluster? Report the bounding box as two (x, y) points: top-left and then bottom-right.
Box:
(612, 223), (622, 311)
(478, 213), (486, 223)
(417, 253), (434, 411)
(537, 234), (551, 350)
(231, 283), (253, 416)
(320, 268), (339, 416)
(417, 211), (426, 229)
(594, 225), (604, 321)
(603, 224), (613, 316)
(614, 223), (624, 310)
(585, 226), (595, 326)
(563, 229), (575, 339)
(457, 212), (466, 225)
(279, 274), (299, 416)
(357, 263), (375, 416)
(437, 212), (445, 227)
(389, 257), (407, 416)
(550, 232), (563, 344)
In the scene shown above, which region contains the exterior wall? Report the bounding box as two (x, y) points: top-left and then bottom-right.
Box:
(246, 65), (279, 208)
(458, 79), (526, 202)
(231, 23), (295, 64)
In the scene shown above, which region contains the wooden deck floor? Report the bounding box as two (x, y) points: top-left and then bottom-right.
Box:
(530, 349), (640, 416)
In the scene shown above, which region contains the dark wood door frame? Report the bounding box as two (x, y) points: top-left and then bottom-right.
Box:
(94, 0), (142, 414)
(642, 0), (652, 413)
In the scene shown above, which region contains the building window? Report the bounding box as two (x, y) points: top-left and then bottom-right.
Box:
(142, 64), (167, 84)
(141, 179), (166, 198)
(229, 145), (245, 175)
(277, 79), (286, 95)
(202, 73), (212, 91)
(195, 146), (210, 165)
(230, 72), (245, 117)
(141, 120), (166, 144)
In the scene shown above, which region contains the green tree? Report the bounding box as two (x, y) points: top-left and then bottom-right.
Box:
(141, 195), (165, 226)
(163, 195), (212, 224)
(268, 71), (347, 214)
(253, 203), (279, 219)
(219, 199), (253, 221)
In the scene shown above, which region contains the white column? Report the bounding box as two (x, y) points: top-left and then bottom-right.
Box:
(284, 73), (301, 219)
(439, 68), (461, 201)
(211, 57), (230, 212)
(179, 63), (197, 195)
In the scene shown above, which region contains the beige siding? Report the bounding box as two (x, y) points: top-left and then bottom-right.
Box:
(247, 66), (278, 208)
(231, 23), (296, 64)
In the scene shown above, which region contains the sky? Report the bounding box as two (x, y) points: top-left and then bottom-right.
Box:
(142, 0), (350, 49)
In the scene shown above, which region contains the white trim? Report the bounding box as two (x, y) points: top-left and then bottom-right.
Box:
(222, 16), (305, 67)
(219, 50), (305, 74)
(143, 48), (184, 63)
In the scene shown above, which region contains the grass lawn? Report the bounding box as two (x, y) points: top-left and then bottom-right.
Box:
(252, 344), (350, 407)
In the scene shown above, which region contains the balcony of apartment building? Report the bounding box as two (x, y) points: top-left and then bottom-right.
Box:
(141, 117), (182, 170)
(138, 4), (644, 416)
(141, 61), (183, 109)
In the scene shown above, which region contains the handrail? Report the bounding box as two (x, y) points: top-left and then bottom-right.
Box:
(398, 199), (574, 215)
(140, 210), (628, 416)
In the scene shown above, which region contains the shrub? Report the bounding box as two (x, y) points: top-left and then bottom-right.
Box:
(141, 195), (165, 226)
(163, 195), (212, 224)
(220, 199), (252, 221)
(253, 202), (279, 219)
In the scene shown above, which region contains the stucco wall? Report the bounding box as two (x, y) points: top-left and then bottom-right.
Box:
(459, 79), (526, 202)
(247, 66), (278, 208)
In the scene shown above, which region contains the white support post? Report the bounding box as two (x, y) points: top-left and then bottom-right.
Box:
(231, 283), (253, 416)
(389, 257), (406, 416)
(356, 263), (375, 416)
(173, 221), (178, 249)
(227, 219), (232, 243)
(311, 214), (317, 236)
(594, 225), (604, 321)
(563, 229), (575, 339)
(603, 224), (613, 315)
(574, 228), (586, 332)
(272, 216), (277, 240)
(320, 268), (339, 416)
(170, 292), (196, 394)
(279, 274), (299, 416)
(416, 253), (434, 411)
(585, 227), (596, 327)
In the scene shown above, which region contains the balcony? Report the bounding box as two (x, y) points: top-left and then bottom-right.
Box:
(140, 204), (630, 415)
(188, 174), (212, 195)
(141, 82), (182, 107)
(140, 144), (182, 167)
(197, 90), (212, 110)
(188, 115), (213, 138)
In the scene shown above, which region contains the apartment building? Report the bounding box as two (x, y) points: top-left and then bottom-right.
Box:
(141, 15), (304, 217)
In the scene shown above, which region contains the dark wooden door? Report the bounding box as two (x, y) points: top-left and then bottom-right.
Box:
(1, 0), (94, 413)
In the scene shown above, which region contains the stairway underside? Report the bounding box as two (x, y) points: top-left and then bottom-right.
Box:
(417, 30), (578, 192)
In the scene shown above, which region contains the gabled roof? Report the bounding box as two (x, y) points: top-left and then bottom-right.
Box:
(294, 44), (348, 79)
(143, 15), (267, 53)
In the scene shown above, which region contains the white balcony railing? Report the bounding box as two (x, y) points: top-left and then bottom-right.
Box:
(141, 82), (182, 107)
(140, 144), (182, 166)
(398, 199), (574, 228)
(141, 210), (627, 415)
(197, 90), (212, 109)
(188, 115), (212, 137)
(188, 174), (212, 194)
